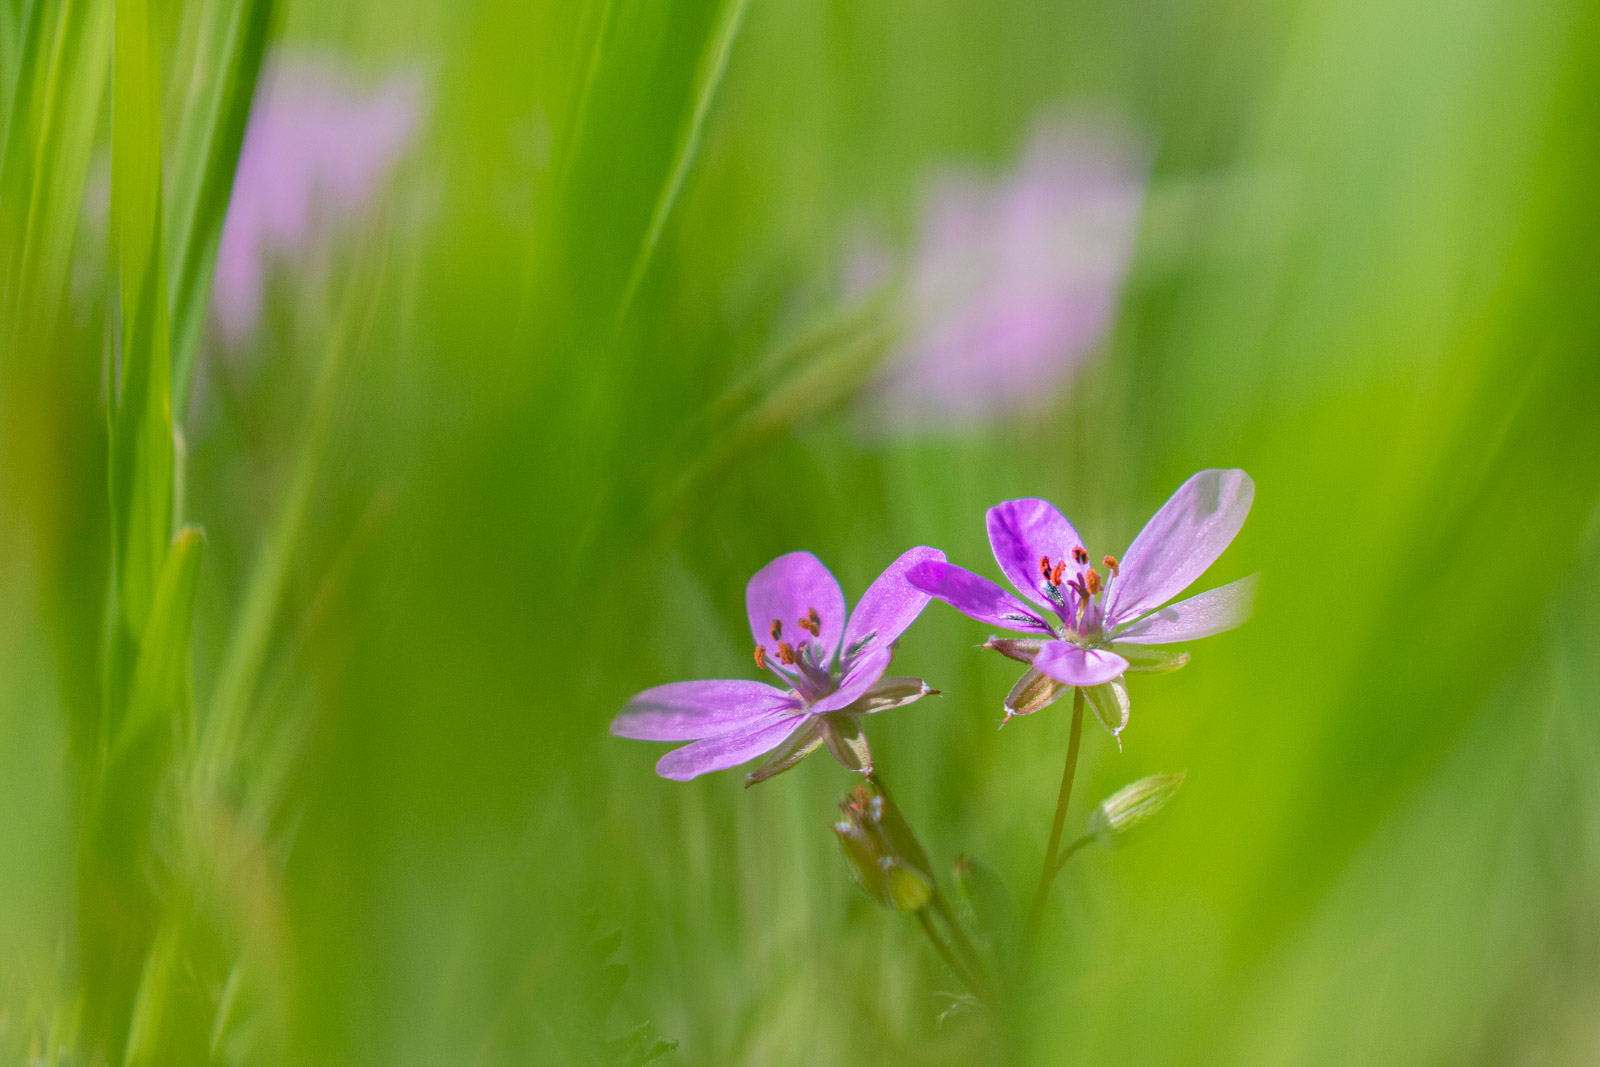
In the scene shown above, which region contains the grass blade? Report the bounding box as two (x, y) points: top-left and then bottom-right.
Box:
(114, 524), (205, 753)
(165, 0), (277, 420)
(613, 0), (750, 323)
(108, 0), (174, 645)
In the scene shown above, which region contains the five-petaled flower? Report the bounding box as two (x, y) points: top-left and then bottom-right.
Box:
(906, 469), (1256, 737)
(611, 548), (945, 784)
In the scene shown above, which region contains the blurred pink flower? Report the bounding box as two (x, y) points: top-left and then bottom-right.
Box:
(213, 53), (423, 344)
(862, 117), (1146, 434)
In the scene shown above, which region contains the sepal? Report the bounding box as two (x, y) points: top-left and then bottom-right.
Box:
(1112, 644), (1191, 673)
(1083, 676), (1131, 738)
(744, 717), (825, 786)
(1003, 667), (1070, 720)
(982, 635), (1046, 664)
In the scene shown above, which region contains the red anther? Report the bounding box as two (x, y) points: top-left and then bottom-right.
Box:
(796, 606), (822, 637)
(1050, 560), (1066, 585)
(754, 645), (767, 669)
(1038, 555), (1053, 580)
(770, 619), (783, 640)
(777, 641), (797, 665)
(1103, 555), (1119, 577)
(1072, 545), (1090, 565)
(1086, 569), (1102, 596)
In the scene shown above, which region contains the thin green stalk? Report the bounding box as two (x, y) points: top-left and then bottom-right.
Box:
(1051, 833), (1096, 877)
(932, 892), (993, 1002)
(916, 911), (991, 1008)
(1022, 686), (1085, 948)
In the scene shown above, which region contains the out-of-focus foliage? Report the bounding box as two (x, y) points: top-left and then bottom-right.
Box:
(2, 0), (1599, 1062)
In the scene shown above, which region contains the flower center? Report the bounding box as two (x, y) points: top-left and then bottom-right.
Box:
(1036, 546), (1118, 644)
(754, 608), (837, 703)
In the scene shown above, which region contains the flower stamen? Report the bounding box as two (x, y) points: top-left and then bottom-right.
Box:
(770, 619), (783, 640)
(754, 645), (767, 669)
(1050, 560), (1066, 586)
(797, 607), (822, 637)
(777, 641), (797, 666)
(1071, 545), (1090, 565)
(1102, 555), (1119, 577)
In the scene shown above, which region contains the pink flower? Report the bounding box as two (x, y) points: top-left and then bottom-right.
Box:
(212, 53), (422, 344)
(908, 469), (1256, 737)
(611, 548), (944, 784)
(862, 117), (1146, 434)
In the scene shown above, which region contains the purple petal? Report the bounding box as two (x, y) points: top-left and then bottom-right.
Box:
(611, 680), (800, 741)
(986, 498), (1084, 611)
(1113, 575), (1258, 645)
(655, 712), (807, 781)
(840, 546), (945, 669)
(1033, 642), (1129, 686)
(810, 647), (894, 713)
(1104, 469), (1254, 627)
(747, 551), (847, 670)
(905, 560), (1052, 634)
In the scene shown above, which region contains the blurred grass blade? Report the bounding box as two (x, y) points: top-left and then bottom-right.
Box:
(109, 0), (175, 641)
(201, 242), (387, 781)
(614, 0), (749, 321)
(165, 0), (277, 420)
(1, 0), (112, 318)
(114, 525), (204, 753)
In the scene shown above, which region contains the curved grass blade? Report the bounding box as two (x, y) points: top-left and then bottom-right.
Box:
(613, 0), (750, 324)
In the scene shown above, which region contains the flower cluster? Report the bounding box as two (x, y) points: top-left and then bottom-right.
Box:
(611, 468), (1256, 1005)
(612, 468), (1255, 780)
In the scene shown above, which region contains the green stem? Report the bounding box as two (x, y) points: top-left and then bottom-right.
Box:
(1022, 686), (1085, 949)
(916, 910), (991, 1007)
(1051, 833), (1095, 877)
(933, 892), (993, 1001)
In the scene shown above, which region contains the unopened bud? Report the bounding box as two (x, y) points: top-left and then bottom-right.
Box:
(833, 782), (936, 912)
(1088, 772), (1186, 846)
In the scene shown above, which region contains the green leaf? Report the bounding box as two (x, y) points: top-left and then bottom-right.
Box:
(165, 0), (278, 419)
(114, 525), (205, 754)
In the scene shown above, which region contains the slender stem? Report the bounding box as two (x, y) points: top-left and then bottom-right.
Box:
(1051, 833), (1095, 877)
(933, 893), (992, 1000)
(1022, 686), (1085, 947)
(916, 910), (990, 1007)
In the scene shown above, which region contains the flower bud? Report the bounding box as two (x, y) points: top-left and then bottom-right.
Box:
(1088, 771), (1185, 846)
(833, 782), (936, 912)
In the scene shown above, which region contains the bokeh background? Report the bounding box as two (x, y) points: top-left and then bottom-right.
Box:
(4, 0), (1600, 1063)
